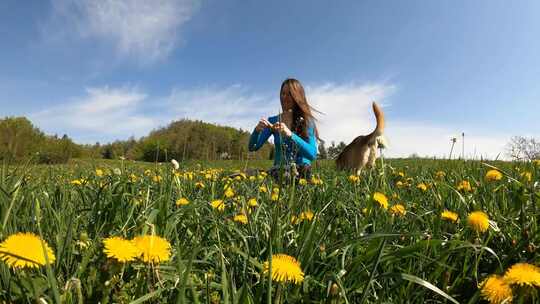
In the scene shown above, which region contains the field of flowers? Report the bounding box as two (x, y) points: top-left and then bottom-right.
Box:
(0, 158), (539, 303)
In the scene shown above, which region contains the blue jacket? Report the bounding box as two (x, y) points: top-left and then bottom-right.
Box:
(248, 115), (317, 166)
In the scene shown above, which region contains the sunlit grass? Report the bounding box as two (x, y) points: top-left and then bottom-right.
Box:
(0, 158), (538, 303)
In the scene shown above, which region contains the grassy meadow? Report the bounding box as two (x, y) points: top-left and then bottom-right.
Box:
(0, 157), (539, 303)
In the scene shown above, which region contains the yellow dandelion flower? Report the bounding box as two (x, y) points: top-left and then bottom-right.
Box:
(248, 198), (258, 207)
(263, 254), (304, 284)
(293, 211), (315, 224)
(103, 237), (139, 263)
(272, 187), (280, 194)
(176, 198), (189, 206)
(457, 180), (472, 192)
(504, 263), (540, 287)
(129, 174), (138, 182)
(398, 171), (405, 177)
(467, 211), (490, 233)
(152, 175), (162, 183)
(521, 171), (532, 182)
(301, 211), (314, 221)
(298, 178), (308, 186)
(95, 169), (104, 177)
(233, 214), (248, 225)
(480, 275), (513, 304)
(195, 182), (205, 189)
(390, 204), (406, 217)
(311, 177), (323, 185)
(435, 171), (446, 179)
(485, 170), (503, 182)
(396, 181), (405, 188)
(211, 199), (226, 212)
(373, 192), (388, 209)
(224, 187), (235, 198)
(132, 235), (171, 263)
(417, 183), (428, 192)
(0, 232), (56, 269)
(70, 179), (86, 186)
(259, 185), (268, 193)
(271, 193), (279, 201)
(441, 210), (459, 223)
(348, 175), (360, 183)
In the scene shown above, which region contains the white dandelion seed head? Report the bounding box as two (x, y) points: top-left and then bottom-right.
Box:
(171, 159), (180, 170)
(376, 136), (388, 149)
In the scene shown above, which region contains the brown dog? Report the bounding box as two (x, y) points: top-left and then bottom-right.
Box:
(336, 102), (385, 174)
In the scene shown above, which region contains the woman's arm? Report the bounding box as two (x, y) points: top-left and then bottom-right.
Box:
(290, 126), (317, 161)
(248, 126), (272, 152)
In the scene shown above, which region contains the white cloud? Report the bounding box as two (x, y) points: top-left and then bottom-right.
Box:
(50, 0), (200, 62)
(304, 82), (509, 159)
(29, 83), (510, 159)
(385, 123), (511, 160)
(30, 86), (154, 143)
(29, 84), (272, 144)
(165, 85), (277, 131)
(307, 82), (395, 144)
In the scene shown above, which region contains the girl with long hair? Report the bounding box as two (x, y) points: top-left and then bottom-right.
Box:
(248, 78), (320, 180)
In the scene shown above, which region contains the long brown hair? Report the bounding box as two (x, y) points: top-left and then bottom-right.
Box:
(280, 78), (321, 141)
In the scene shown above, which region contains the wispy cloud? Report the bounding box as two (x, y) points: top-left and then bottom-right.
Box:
(165, 84), (276, 131)
(303, 82), (509, 159)
(29, 84), (272, 143)
(30, 86), (154, 143)
(49, 0), (200, 63)
(306, 82), (395, 144)
(29, 82), (510, 159)
(385, 123), (511, 160)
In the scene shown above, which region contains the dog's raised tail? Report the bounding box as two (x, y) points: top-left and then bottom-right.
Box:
(369, 102), (385, 137)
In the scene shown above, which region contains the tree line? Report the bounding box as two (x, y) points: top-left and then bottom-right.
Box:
(0, 117), (274, 164)
(8, 115), (532, 164)
(96, 119), (273, 162)
(0, 117), (82, 164)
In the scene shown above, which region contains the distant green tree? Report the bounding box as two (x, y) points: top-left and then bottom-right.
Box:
(328, 141), (347, 159)
(131, 119), (272, 162)
(318, 142), (328, 159)
(0, 117), (44, 161)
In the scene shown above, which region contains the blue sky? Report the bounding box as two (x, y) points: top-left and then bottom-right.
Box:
(1, 0), (539, 158)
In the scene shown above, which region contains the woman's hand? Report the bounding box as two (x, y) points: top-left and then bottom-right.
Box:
(255, 118), (272, 132)
(273, 122), (292, 138)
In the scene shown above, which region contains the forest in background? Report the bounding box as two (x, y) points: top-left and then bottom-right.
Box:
(0, 117), (283, 164)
